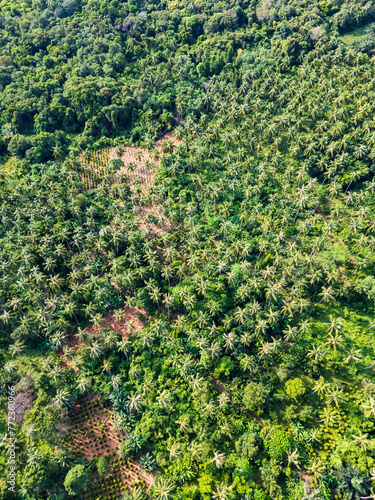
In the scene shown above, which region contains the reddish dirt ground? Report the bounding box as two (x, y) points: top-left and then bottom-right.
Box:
(108, 132), (182, 194)
(57, 306), (150, 371)
(86, 305), (150, 337)
(80, 132), (182, 194)
(63, 395), (155, 499)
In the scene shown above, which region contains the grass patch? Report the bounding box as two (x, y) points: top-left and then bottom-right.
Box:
(0, 155), (20, 177)
(339, 23), (373, 46)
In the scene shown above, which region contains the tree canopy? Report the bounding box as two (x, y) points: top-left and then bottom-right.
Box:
(2, 0), (375, 499)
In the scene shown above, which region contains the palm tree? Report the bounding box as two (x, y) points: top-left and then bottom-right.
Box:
(352, 433), (370, 451)
(208, 342), (222, 360)
(156, 390), (172, 411)
(326, 387), (346, 408)
(189, 440), (204, 461)
(88, 342), (103, 360)
(239, 331), (252, 347)
(91, 313), (103, 329)
(312, 376), (329, 396)
(301, 483), (324, 500)
(128, 394), (142, 413)
(56, 449), (73, 469)
(121, 489), (147, 500)
(327, 315), (343, 335)
(162, 293), (173, 319)
(218, 392), (230, 407)
(167, 440), (181, 459)
(110, 375), (122, 392)
(53, 389), (70, 408)
(343, 347), (362, 364)
(325, 332), (344, 352)
(113, 309), (123, 323)
(102, 359), (112, 374)
(318, 407), (339, 426)
(240, 354), (256, 373)
(189, 374), (205, 392)
(176, 415), (190, 432)
(139, 330), (154, 351)
(222, 315), (232, 331)
(308, 458), (325, 480)
(318, 285), (335, 303)
(361, 398), (375, 418)
(117, 338), (131, 360)
(153, 478), (175, 500)
(336, 465), (371, 500)
(27, 448), (42, 465)
(102, 330), (117, 350)
(9, 341), (25, 357)
(77, 377), (90, 394)
(212, 483), (232, 500)
(211, 451), (225, 468)
(129, 363), (140, 380)
(222, 332), (236, 351)
(195, 310), (209, 329)
(283, 325), (298, 343)
(76, 327), (88, 343)
(234, 307), (247, 325)
(308, 345), (327, 363)
(4, 361), (17, 373)
(139, 453), (155, 473)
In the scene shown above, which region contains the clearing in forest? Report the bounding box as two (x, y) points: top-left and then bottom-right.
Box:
(109, 146), (156, 194)
(62, 394), (154, 499)
(80, 135), (178, 234)
(80, 133), (180, 192)
(86, 305), (150, 338)
(56, 306), (151, 372)
(339, 22), (375, 47)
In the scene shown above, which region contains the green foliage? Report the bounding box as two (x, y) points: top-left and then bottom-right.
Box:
(198, 473), (213, 496)
(2, 0), (375, 498)
(213, 355), (235, 379)
(243, 382), (268, 414)
(236, 430), (260, 460)
(63, 465), (90, 496)
(97, 456), (110, 476)
(336, 465), (371, 500)
(264, 428), (292, 461)
(284, 378), (306, 401)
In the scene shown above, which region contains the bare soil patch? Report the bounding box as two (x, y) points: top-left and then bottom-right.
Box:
(110, 146), (156, 195)
(79, 133), (182, 193)
(57, 306), (151, 371)
(86, 305), (150, 337)
(62, 395), (155, 499)
(109, 132), (182, 195)
(156, 131), (183, 149)
(56, 335), (86, 371)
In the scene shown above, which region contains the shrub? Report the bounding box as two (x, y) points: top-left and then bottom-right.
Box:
(236, 431), (260, 459)
(64, 465), (90, 496)
(284, 377), (306, 401)
(243, 381), (269, 413)
(264, 428), (292, 461)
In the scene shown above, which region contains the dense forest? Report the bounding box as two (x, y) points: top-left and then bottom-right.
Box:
(2, 0), (375, 499)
